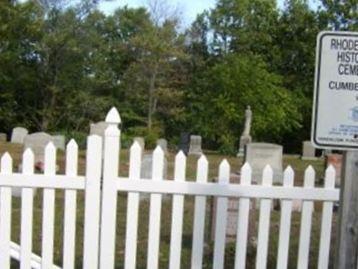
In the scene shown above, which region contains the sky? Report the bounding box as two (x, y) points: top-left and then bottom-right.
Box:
(98, 0), (294, 27)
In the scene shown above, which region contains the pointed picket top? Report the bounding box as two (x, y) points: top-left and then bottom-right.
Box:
(198, 154), (208, 167)
(218, 159), (230, 184)
(23, 148), (34, 161)
(240, 162), (252, 185)
(304, 165), (315, 187)
(105, 107), (121, 124)
(153, 144), (164, 157)
(196, 154), (208, 183)
(241, 162), (252, 174)
(45, 141), (56, 153)
(1, 152), (12, 173)
(129, 141), (142, 179)
(324, 165), (336, 188)
(175, 150), (186, 162)
(22, 148), (34, 173)
(174, 150), (186, 182)
(130, 140), (142, 153)
(152, 145), (165, 180)
(262, 165), (273, 185)
(283, 166), (294, 186)
(67, 139), (78, 151)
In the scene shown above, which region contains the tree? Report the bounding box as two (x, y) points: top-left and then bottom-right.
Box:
(186, 53), (301, 153)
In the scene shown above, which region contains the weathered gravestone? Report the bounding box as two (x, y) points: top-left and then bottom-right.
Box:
(24, 132), (54, 162)
(326, 153), (342, 186)
(211, 173), (257, 242)
(11, 127), (28, 144)
(140, 153), (168, 200)
(134, 137), (145, 151)
(0, 133), (7, 142)
(189, 135), (202, 155)
(53, 135), (65, 150)
(302, 141), (317, 160)
(178, 132), (190, 155)
(237, 106), (253, 157)
(245, 143), (283, 184)
(141, 154), (168, 180)
(157, 138), (168, 153)
(90, 121), (110, 137)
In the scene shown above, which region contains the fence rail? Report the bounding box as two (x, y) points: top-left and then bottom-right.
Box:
(0, 107), (339, 269)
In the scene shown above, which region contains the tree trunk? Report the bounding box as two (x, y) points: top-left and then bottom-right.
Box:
(147, 68), (158, 130)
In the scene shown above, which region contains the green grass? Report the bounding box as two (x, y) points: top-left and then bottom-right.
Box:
(0, 142), (335, 268)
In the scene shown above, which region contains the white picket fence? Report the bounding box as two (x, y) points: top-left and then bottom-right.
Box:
(0, 107), (339, 269)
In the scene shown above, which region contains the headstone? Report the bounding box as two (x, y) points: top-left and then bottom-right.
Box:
(237, 106), (252, 157)
(140, 154), (168, 180)
(178, 132), (190, 155)
(90, 121), (110, 137)
(134, 137), (145, 150)
(157, 138), (168, 153)
(140, 153), (168, 200)
(53, 135), (65, 150)
(211, 173), (257, 242)
(302, 141), (317, 160)
(0, 133), (7, 142)
(245, 143), (283, 184)
(188, 135), (202, 155)
(11, 127), (28, 144)
(24, 132), (54, 162)
(326, 153), (342, 186)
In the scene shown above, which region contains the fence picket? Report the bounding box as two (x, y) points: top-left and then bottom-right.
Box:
(124, 142), (142, 269)
(297, 166), (315, 269)
(99, 108), (121, 269)
(256, 165), (273, 269)
(41, 143), (57, 268)
(20, 149), (35, 269)
(0, 153), (13, 269)
(191, 155), (209, 269)
(276, 166), (294, 269)
(234, 163), (252, 269)
(63, 140), (78, 269)
(83, 135), (103, 269)
(147, 146), (165, 269)
(318, 165), (335, 269)
(213, 159), (230, 269)
(169, 151), (186, 269)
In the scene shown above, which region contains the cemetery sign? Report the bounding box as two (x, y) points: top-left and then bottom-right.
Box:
(312, 31), (358, 150)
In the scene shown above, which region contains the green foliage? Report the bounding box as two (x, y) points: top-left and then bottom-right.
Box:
(187, 53), (301, 152)
(0, 0), (354, 153)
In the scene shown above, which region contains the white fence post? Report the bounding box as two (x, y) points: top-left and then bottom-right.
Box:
(20, 149), (35, 269)
(234, 163), (252, 269)
(63, 139), (79, 269)
(41, 142), (57, 268)
(169, 151), (186, 269)
(318, 165), (335, 269)
(276, 166), (294, 269)
(99, 107), (121, 269)
(191, 155), (209, 269)
(297, 166), (315, 269)
(213, 159), (230, 269)
(147, 146), (165, 269)
(0, 153), (13, 269)
(256, 165), (273, 269)
(83, 135), (103, 269)
(124, 142), (142, 269)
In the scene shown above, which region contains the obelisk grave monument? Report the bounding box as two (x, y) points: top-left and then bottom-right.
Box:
(237, 106), (252, 156)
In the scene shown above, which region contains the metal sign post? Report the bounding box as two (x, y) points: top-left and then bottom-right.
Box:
(311, 31), (358, 268)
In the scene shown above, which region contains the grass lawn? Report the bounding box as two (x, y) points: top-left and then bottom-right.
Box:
(0, 141), (336, 268)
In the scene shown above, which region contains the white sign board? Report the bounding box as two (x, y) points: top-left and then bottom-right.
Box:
(312, 31), (358, 150)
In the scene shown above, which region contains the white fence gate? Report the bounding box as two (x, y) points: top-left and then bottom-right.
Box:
(0, 107), (339, 269)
